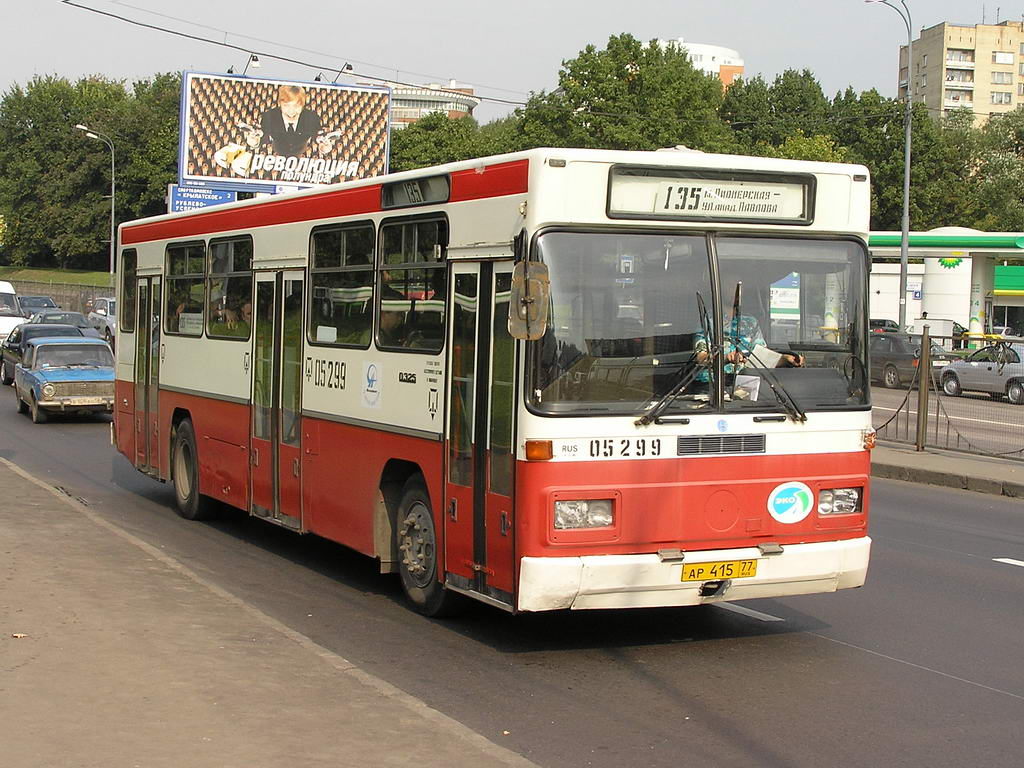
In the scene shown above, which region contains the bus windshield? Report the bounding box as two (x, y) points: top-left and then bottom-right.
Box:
(529, 231), (868, 416)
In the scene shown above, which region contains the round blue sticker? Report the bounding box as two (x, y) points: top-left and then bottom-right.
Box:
(766, 481), (814, 524)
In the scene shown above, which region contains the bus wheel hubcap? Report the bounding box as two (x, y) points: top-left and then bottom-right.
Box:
(398, 503), (435, 589)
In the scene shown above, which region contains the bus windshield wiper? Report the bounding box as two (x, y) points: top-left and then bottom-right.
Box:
(636, 291), (715, 426)
(744, 349), (807, 422)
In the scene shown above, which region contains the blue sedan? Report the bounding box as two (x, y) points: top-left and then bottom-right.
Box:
(13, 337), (114, 423)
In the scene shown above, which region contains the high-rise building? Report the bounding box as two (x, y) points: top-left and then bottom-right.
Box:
(387, 80), (481, 129)
(901, 20), (1024, 123)
(660, 38), (744, 86)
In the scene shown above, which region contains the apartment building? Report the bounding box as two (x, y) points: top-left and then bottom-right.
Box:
(660, 38), (745, 86)
(901, 20), (1024, 123)
(387, 80), (481, 129)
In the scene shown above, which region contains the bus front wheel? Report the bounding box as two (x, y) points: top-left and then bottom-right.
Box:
(395, 477), (462, 617)
(172, 419), (218, 521)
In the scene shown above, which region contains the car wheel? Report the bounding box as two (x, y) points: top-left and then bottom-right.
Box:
(1008, 380), (1024, 406)
(171, 419), (218, 521)
(0, 359), (12, 386)
(942, 372), (961, 397)
(395, 477), (463, 617)
(883, 364), (901, 389)
(29, 393), (47, 424)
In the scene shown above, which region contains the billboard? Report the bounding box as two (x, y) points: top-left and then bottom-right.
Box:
(179, 72), (390, 193)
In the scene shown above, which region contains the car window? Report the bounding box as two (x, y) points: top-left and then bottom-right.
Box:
(969, 348), (994, 362)
(7, 328), (21, 344)
(34, 344), (114, 368)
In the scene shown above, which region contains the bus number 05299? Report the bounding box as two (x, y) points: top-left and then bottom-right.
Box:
(589, 438), (663, 458)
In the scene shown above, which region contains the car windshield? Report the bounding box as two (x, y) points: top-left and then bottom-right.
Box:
(0, 293), (20, 317)
(21, 297), (55, 308)
(34, 344), (113, 368)
(37, 312), (89, 328)
(529, 232), (868, 416)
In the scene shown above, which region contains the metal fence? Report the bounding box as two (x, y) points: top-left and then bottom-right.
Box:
(873, 328), (1024, 461)
(10, 280), (114, 315)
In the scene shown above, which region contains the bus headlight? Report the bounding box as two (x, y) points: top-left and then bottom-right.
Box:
(554, 499), (614, 529)
(41, 383), (56, 399)
(818, 487), (861, 515)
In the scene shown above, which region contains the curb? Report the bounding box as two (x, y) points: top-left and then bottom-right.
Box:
(871, 462), (1024, 498)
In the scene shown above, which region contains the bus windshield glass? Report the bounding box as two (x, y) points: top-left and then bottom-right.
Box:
(529, 232), (868, 415)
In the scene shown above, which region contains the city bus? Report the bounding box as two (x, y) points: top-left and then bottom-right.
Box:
(113, 148), (873, 615)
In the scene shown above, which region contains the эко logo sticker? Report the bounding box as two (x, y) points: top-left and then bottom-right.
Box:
(766, 481), (813, 524)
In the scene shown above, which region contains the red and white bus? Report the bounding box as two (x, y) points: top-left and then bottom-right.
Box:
(114, 148), (873, 615)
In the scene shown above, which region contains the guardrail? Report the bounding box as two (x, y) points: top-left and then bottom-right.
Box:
(874, 328), (1024, 461)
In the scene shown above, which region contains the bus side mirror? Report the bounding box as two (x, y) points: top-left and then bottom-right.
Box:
(508, 261), (550, 341)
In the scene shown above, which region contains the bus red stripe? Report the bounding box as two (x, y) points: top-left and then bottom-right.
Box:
(121, 158), (530, 246)
(121, 184), (382, 245)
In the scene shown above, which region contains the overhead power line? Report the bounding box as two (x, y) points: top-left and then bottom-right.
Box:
(60, 0), (529, 107)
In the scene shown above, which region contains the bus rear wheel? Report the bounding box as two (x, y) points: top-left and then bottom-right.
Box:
(395, 477), (462, 617)
(172, 419), (218, 521)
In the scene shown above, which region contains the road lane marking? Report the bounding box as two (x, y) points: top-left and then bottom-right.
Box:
(715, 603), (785, 622)
(810, 633), (1024, 702)
(993, 557), (1024, 568)
(873, 406), (1009, 427)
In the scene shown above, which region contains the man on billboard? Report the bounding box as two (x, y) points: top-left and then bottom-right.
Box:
(244, 85), (336, 157)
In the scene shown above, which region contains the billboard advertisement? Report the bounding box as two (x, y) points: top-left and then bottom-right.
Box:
(179, 72), (390, 193)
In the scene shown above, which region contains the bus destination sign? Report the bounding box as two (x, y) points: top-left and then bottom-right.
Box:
(609, 169), (813, 224)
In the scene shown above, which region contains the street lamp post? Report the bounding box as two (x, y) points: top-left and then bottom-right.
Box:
(867, 0), (914, 330)
(75, 124), (116, 277)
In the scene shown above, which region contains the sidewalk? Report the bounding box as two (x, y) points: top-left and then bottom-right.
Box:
(0, 459), (535, 768)
(872, 441), (1024, 498)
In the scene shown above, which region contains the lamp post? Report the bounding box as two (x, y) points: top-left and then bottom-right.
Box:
(866, 0), (914, 330)
(74, 124), (116, 276)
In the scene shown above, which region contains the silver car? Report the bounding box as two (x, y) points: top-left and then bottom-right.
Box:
(940, 343), (1024, 404)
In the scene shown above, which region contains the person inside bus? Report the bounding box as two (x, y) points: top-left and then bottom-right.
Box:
(694, 311), (804, 385)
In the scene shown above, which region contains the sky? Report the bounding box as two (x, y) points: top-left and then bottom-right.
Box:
(4, 0), (1017, 123)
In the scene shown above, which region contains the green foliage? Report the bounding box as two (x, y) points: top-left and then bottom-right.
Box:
(0, 73), (180, 269)
(389, 113), (483, 172)
(760, 131), (849, 163)
(516, 34), (736, 152)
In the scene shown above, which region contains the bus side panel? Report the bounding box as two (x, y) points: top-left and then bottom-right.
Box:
(115, 379), (135, 462)
(516, 451), (870, 559)
(301, 417), (444, 559)
(159, 390), (251, 512)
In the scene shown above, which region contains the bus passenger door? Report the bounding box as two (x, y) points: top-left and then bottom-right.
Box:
(133, 276), (160, 476)
(444, 262), (516, 608)
(250, 270), (304, 530)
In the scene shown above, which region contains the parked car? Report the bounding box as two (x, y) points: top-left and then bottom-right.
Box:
(28, 310), (103, 338)
(88, 297), (117, 344)
(940, 342), (1024, 404)
(17, 295), (58, 318)
(13, 337), (114, 423)
(868, 333), (952, 389)
(870, 318), (901, 334)
(0, 281), (23, 342)
(0, 323), (85, 385)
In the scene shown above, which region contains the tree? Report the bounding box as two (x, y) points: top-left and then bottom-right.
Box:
(516, 34), (736, 153)
(761, 131), (849, 163)
(0, 73), (180, 269)
(389, 113), (483, 172)
(720, 75), (773, 150)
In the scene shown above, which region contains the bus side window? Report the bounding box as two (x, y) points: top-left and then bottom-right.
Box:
(376, 217), (447, 352)
(309, 224), (374, 347)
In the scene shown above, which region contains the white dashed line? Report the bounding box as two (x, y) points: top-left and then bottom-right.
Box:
(715, 603), (785, 622)
(993, 557), (1024, 568)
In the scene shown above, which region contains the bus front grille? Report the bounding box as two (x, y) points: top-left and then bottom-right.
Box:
(677, 434), (766, 455)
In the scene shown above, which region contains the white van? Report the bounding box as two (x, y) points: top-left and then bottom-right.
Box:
(0, 280), (25, 341)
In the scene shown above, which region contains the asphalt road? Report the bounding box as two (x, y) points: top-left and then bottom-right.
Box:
(1, 395), (1022, 768)
(872, 385), (1024, 455)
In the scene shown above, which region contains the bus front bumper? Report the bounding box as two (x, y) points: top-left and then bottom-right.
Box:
(517, 537), (871, 612)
